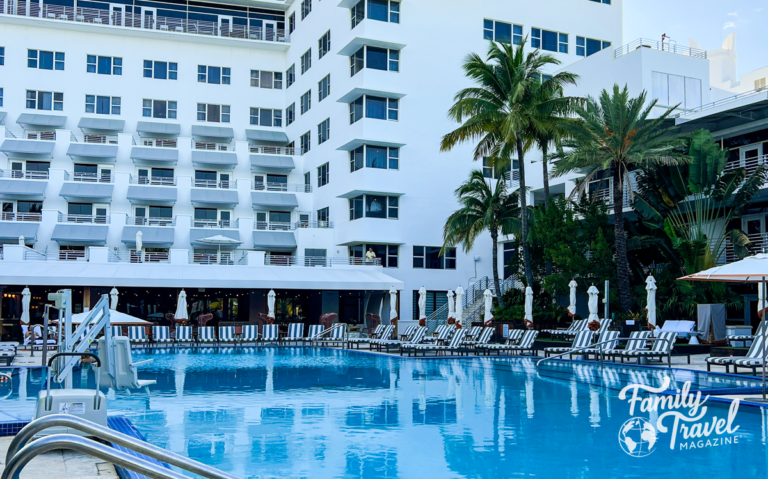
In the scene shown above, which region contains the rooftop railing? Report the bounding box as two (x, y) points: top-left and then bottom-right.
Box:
(265, 255), (381, 267)
(1, 1), (290, 44)
(675, 87), (768, 118)
(252, 181), (310, 193)
(249, 145), (295, 156)
(614, 38), (707, 59)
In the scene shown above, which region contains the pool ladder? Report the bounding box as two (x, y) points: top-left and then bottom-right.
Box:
(3, 414), (240, 479)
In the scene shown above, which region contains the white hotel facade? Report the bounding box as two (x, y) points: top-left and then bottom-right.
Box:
(0, 0), (627, 327)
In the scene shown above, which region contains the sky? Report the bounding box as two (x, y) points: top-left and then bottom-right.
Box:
(624, 0), (767, 77)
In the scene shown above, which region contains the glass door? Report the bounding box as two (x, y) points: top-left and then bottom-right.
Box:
(743, 214), (767, 255)
(218, 16), (233, 37)
(219, 173), (230, 189)
(98, 166), (112, 183)
(110, 4), (124, 27)
(142, 7), (156, 29)
(134, 206), (147, 225)
(264, 21), (277, 42)
(740, 144), (764, 174)
(95, 205), (109, 224)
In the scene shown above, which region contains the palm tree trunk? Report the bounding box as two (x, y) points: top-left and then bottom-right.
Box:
(542, 142), (550, 208)
(613, 167), (632, 313)
(491, 229), (504, 308)
(516, 138), (534, 287)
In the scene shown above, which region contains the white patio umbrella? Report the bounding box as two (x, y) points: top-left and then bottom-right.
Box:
(759, 282), (766, 319)
(267, 289), (276, 320)
(524, 286), (534, 326)
(135, 230), (143, 252)
(587, 286), (600, 322)
(20, 287), (31, 325)
(18, 236), (25, 246)
(197, 234), (242, 263)
(175, 290), (189, 321)
(71, 310), (150, 326)
(109, 287), (119, 311)
(680, 253), (768, 402)
(447, 290), (455, 324)
(418, 287), (427, 321)
(455, 286), (464, 328)
(483, 289), (493, 325)
(389, 286), (398, 322)
(645, 275), (657, 330)
(568, 280), (578, 316)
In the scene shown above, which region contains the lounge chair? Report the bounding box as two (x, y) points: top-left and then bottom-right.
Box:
(219, 326), (237, 345)
(175, 326), (193, 345)
(583, 330), (620, 360)
(0, 342), (18, 366)
(465, 326), (482, 342)
(241, 325), (259, 344)
(322, 323), (347, 347)
(544, 319), (582, 337)
(425, 324), (455, 345)
(465, 327), (494, 348)
(507, 330), (539, 355)
(152, 326), (172, 347)
(614, 332), (678, 366)
(371, 325), (416, 349)
(592, 319), (613, 339)
(561, 319), (590, 339)
(403, 329), (469, 357)
(708, 321), (766, 374)
(375, 326), (427, 353)
(110, 326), (123, 337)
(262, 324), (279, 344)
(307, 325), (324, 344)
(398, 325), (417, 341)
(607, 331), (650, 362)
(346, 325), (392, 349)
(128, 326), (149, 345)
(477, 329), (524, 355)
(283, 323), (305, 345)
(197, 326), (217, 345)
(544, 331), (593, 358)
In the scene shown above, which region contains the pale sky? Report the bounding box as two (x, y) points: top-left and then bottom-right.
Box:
(624, 0), (767, 77)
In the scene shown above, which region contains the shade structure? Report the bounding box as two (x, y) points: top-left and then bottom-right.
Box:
(447, 290), (455, 322)
(175, 290), (189, 321)
(197, 234), (242, 264)
(418, 287), (427, 320)
(109, 288), (119, 311)
(568, 280), (578, 316)
(0, 224), (38, 245)
(455, 286), (464, 327)
(21, 288), (31, 324)
(267, 289), (276, 320)
(587, 286), (600, 322)
(524, 286), (534, 324)
(136, 231), (143, 252)
(389, 286), (398, 322)
(71, 310), (150, 326)
(483, 289), (494, 325)
(645, 275), (657, 329)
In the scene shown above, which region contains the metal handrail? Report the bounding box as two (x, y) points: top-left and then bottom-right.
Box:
(5, 415), (239, 479)
(535, 337), (672, 368)
(309, 323), (345, 340)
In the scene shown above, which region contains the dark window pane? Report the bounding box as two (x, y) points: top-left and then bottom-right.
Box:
(366, 146), (387, 168)
(39, 51), (54, 70)
(586, 38), (602, 56)
(154, 61), (167, 79)
(97, 56), (111, 74)
(366, 46), (388, 70)
(365, 96), (387, 119)
(425, 247), (442, 269)
(542, 30), (558, 52)
(365, 195), (386, 218)
(367, 0), (387, 21)
(208, 66), (221, 84)
(495, 22), (512, 43)
(153, 100), (167, 119)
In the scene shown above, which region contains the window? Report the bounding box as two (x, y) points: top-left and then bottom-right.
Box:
(287, 64), (296, 88)
(87, 55), (122, 75)
(250, 70), (283, 89)
(0, 47), (4, 65)
(483, 20), (523, 45)
(351, 0), (365, 29)
(411, 291), (449, 319)
(0, 88), (3, 107)
(349, 194), (398, 220)
(350, 95), (398, 124)
(317, 162), (329, 187)
(305, 173), (311, 191)
(413, 246), (456, 269)
(319, 75), (331, 102)
(319, 31), (331, 59)
(28, 50), (64, 70)
(301, 131), (311, 154)
(482, 157), (512, 179)
(250, 108), (283, 127)
(318, 119), (330, 144)
(143, 99), (177, 119)
(286, 103), (296, 126)
(368, 0), (399, 23)
(350, 145), (399, 172)
(350, 244), (398, 267)
(301, 90), (312, 114)
(197, 103), (230, 123)
(652, 72), (702, 110)
(589, 0), (611, 4)
(26, 90), (63, 111)
(143, 60), (177, 80)
(289, 13), (296, 33)
(85, 95), (121, 115)
(351, 46), (400, 76)
(198, 65), (230, 85)
(532, 29), (568, 53)
(575, 37), (611, 57)
(301, 0), (311, 20)
(301, 49), (312, 74)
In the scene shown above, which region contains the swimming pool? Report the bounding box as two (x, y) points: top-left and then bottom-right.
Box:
(2, 348), (768, 478)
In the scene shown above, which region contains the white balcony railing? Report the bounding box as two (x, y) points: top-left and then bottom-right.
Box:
(265, 255), (381, 267)
(133, 176), (177, 186)
(252, 181), (310, 193)
(295, 220), (333, 229)
(614, 38), (707, 59)
(0, 170), (50, 180)
(58, 212), (110, 224)
(59, 249), (87, 261)
(192, 219), (234, 229)
(723, 154), (768, 177)
(676, 87), (768, 118)
(73, 172), (113, 183)
(142, 139), (178, 148)
(74, 134), (118, 144)
(191, 252), (234, 265)
(0, 212), (42, 222)
(254, 221), (292, 231)
(24, 130), (56, 141)
(194, 142), (233, 151)
(126, 216), (176, 227)
(1, 2), (290, 44)
(193, 179), (232, 189)
(249, 145), (295, 156)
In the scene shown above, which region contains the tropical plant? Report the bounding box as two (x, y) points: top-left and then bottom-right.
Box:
(552, 84), (686, 313)
(440, 39), (578, 287)
(634, 129), (768, 273)
(443, 170), (521, 308)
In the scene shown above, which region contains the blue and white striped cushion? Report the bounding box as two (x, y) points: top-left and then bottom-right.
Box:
(241, 325), (259, 341)
(176, 326), (192, 342)
(329, 324), (347, 340)
(509, 331), (539, 350)
(198, 327), (216, 343)
(286, 323), (304, 339)
(153, 326), (171, 343)
(262, 324), (279, 341)
(110, 326), (123, 337)
(219, 326), (235, 342)
(308, 325), (324, 340)
(128, 326), (147, 342)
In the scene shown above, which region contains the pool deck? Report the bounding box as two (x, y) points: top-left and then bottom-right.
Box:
(0, 436), (118, 479)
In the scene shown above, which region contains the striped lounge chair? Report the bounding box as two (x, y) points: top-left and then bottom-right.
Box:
(583, 330), (621, 360)
(197, 326), (217, 345)
(544, 319), (582, 337)
(404, 329), (469, 357)
(322, 323), (347, 346)
(375, 326), (426, 353)
(241, 325), (259, 344)
(346, 324), (384, 349)
(219, 326), (237, 344)
(615, 332), (678, 367)
(110, 326), (123, 337)
(175, 326), (193, 345)
(561, 320), (590, 339)
(465, 327), (494, 348)
(0, 342), (18, 366)
(128, 326), (148, 345)
(544, 331), (593, 358)
(307, 325), (325, 344)
(152, 326), (172, 346)
(478, 329), (524, 355)
(507, 330), (539, 355)
(428, 325), (455, 345)
(283, 323), (305, 345)
(465, 326), (483, 342)
(262, 324), (279, 344)
(398, 325), (418, 341)
(708, 321), (766, 374)
(608, 331), (650, 362)
(593, 319), (613, 339)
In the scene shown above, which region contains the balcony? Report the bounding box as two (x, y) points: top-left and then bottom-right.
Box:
(0, 170), (48, 200)
(0, 215), (40, 243)
(58, 212), (110, 224)
(254, 220), (333, 230)
(249, 145), (295, 156)
(192, 219), (235, 229)
(1, 1), (290, 46)
(613, 38), (707, 59)
(127, 177), (177, 206)
(724, 155), (768, 178)
(52, 214), (110, 245)
(252, 181), (309, 193)
(133, 175), (176, 187)
(0, 212), (41, 222)
(125, 216), (176, 227)
(109, 250), (170, 263)
(265, 255), (381, 267)
(59, 181), (114, 203)
(190, 251), (236, 266)
(0, 169), (49, 180)
(72, 172), (113, 183)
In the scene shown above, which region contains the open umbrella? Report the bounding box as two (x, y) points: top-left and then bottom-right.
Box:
(418, 287), (427, 323)
(71, 310), (150, 326)
(21, 288), (31, 324)
(524, 286), (534, 327)
(389, 286), (398, 323)
(483, 289), (493, 326)
(267, 289), (276, 321)
(568, 280), (578, 316)
(175, 290), (189, 322)
(197, 234), (242, 264)
(680, 253), (768, 401)
(645, 275), (657, 331)
(587, 286), (600, 322)
(455, 286), (464, 329)
(447, 290), (455, 325)
(109, 288), (119, 311)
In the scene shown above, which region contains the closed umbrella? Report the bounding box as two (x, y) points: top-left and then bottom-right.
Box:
(587, 286), (600, 322)
(568, 280), (578, 316)
(455, 286), (464, 329)
(418, 287), (427, 325)
(18, 236), (25, 246)
(109, 288), (119, 311)
(389, 286), (398, 323)
(267, 289), (276, 321)
(760, 283), (766, 319)
(645, 275), (657, 331)
(524, 286), (534, 327)
(21, 287), (31, 324)
(447, 290), (455, 325)
(175, 290), (189, 322)
(483, 289), (493, 326)
(197, 234), (242, 264)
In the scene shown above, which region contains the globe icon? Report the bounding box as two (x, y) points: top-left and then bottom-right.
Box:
(618, 417), (658, 457)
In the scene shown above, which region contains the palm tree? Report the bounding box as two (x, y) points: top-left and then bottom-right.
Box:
(440, 39), (577, 287)
(552, 84), (686, 313)
(443, 169), (521, 308)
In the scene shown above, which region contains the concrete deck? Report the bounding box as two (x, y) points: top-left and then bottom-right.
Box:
(0, 436), (118, 479)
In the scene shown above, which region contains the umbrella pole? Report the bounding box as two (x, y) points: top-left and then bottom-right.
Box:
(749, 276), (768, 403)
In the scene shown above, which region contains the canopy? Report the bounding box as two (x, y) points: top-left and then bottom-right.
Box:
(197, 235), (241, 246)
(587, 286), (600, 322)
(71, 310), (150, 326)
(679, 254), (768, 282)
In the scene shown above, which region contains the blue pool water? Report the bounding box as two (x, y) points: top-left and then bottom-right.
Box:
(2, 348), (768, 478)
